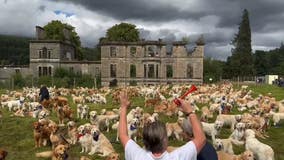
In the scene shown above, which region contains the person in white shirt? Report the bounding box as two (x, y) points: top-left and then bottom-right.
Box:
(119, 91), (206, 160)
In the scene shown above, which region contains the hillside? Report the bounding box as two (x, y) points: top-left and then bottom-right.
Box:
(0, 34), (30, 65)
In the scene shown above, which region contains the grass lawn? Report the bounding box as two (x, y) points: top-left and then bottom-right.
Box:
(0, 84), (284, 160)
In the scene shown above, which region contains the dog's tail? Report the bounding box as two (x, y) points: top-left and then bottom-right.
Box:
(35, 151), (53, 158)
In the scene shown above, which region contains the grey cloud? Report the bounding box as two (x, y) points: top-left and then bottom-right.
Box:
(1, 0), (284, 61)
(38, 5), (46, 12)
(58, 0), (204, 22)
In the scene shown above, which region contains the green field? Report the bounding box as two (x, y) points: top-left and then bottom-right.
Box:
(0, 84), (284, 160)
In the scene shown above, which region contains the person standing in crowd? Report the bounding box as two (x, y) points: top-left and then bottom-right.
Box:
(118, 91), (206, 160)
(39, 85), (49, 103)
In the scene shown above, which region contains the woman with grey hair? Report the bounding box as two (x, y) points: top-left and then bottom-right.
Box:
(119, 91), (206, 160)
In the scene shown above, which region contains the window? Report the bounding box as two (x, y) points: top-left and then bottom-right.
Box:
(110, 64), (116, 78)
(187, 64), (193, 78)
(43, 67), (48, 76)
(110, 47), (116, 57)
(166, 65), (173, 78)
(166, 44), (173, 56)
(69, 67), (74, 73)
(130, 65), (136, 78)
(49, 67), (52, 76)
(39, 50), (42, 58)
(148, 64), (155, 78)
(48, 50), (51, 59)
(144, 64), (147, 78)
(148, 46), (155, 57)
(39, 67), (42, 76)
(42, 47), (47, 58)
(130, 47), (136, 57)
(38, 66), (52, 76)
(95, 67), (100, 76)
(66, 52), (71, 60)
(15, 69), (20, 73)
(156, 64), (159, 78)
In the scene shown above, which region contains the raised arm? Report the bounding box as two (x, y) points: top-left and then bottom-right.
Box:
(178, 99), (206, 153)
(119, 91), (131, 148)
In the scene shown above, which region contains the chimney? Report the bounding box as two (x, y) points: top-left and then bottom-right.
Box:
(63, 27), (71, 42)
(36, 26), (45, 40)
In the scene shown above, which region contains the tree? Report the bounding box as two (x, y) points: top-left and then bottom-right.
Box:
(229, 9), (254, 77)
(254, 50), (269, 76)
(0, 35), (30, 65)
(105, 23), (139, 42)
(43, 20), (83, 59)
(181, 36), (190, 44)
(203, 58), (224, 83)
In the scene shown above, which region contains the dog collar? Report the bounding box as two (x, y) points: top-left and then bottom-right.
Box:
(130, 124), (137, 131)
(38, 105), (43, 110)
(63, 152), (68, 160)
(77, 134), (84, 140)
(93, 134), (99, 141)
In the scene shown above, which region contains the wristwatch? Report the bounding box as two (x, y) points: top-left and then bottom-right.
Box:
(185, 110), (195, 117)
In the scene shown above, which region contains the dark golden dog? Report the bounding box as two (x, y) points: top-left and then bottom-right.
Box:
(57, 105), (73, 125)
(0, 149), (8, 160)
(33, 121), (51, 148)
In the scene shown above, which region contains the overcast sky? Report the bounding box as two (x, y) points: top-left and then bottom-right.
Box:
(1, 0), (284, 60)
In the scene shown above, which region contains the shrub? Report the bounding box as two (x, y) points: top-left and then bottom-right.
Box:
(129, 80), (137, 86)
(38, 76), (52, 86)
(12, 72), (25, 89)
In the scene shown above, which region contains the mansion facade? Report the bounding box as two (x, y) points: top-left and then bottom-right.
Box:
(100, 40), (204, 86)
(0, 26), (204, 86)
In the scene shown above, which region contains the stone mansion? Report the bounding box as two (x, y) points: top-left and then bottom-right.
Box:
(0, 26), (204, 86)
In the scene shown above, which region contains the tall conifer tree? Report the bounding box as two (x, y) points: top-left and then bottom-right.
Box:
(229, 9), (254, 77)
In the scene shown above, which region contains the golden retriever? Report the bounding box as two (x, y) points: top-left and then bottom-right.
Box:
(36, 144), (69, 160)
(0, 149), (8, 160)
(217, 150), (254, 160)
(89, 127), (116, 157)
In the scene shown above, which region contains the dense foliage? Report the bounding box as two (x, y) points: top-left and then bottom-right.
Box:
(103, 22), (140, 42)
(203, 58), (225, 83)
(81, 47), (101, 61)
(0, 35), (30, 65)
(0, 68), (101, 89)
(44, 20), (83, 60)
(254, 44), (284, 76)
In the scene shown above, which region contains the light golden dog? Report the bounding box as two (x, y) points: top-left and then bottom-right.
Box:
(36, 144), (69, 160)
(67, 121), (78, 145)
(213, 138), (234, 154)
(245, 129), (274, 160)
(217, 150), (254, 160)
(166, 117), (184, 140)
(202, 120), (224, 141)
(89, 127), (116, 157)
(105, 152), (120, 160)
(201, 106), (213, 122)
